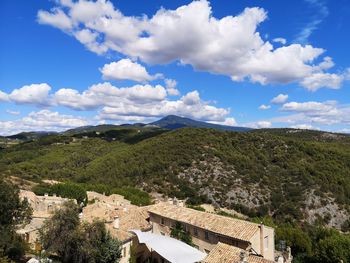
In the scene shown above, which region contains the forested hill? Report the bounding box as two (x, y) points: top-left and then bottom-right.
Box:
(0, 127), (349, 230)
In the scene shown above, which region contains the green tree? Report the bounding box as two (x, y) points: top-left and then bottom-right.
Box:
(313, 230), (350, 263)
(83, 221), (121, 263)
(128, 242), (137, 263)
(40, 202), (121, 263)
(0, 179), (32, 260)
(40, 201), (81, 262)
(170, 222), (193, 246)
(276, 224), (312, 256)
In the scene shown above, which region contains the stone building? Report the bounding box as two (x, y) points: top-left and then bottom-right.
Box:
(147, 202), (275, 261)
(81, 193), (151, 263)
(17, 190), (73, 250)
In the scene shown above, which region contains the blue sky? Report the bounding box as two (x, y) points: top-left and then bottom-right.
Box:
(0, 0), (350, 135)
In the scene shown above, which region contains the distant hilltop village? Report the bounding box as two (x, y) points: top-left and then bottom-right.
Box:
(18, 190), (293, 263)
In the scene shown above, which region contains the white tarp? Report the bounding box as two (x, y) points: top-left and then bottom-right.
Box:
(130, 230), (207, 263)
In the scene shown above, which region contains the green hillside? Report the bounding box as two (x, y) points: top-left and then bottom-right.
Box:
(1, 127), (349, 229)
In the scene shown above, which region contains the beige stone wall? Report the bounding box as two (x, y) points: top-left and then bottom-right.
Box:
(250, 225), (275, 261)
(119, 240), (132, 263)
(150, 213), (249, 253)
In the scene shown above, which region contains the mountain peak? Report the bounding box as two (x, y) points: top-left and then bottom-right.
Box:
(150, 115), (251, 132)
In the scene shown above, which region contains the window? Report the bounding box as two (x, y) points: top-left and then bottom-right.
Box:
(264, 236), (269, 250)
(161, 218), (165, 225)
(123, 247), (126, 257)
(205, 231), (209, 240)
(194, 228), (198, 236)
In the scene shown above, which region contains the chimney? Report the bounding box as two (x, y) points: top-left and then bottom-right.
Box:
(113, 216), (120, 229)
(239, 251), (248, 263)
(79, 212), (83, 219)
(259, 223), (264, 257)
(44, 193), (48, 197)
(53, 193), (56, 197)
(173, 197), (178, 206)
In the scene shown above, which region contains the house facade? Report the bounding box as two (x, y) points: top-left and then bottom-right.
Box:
(147, 202), (275, 261)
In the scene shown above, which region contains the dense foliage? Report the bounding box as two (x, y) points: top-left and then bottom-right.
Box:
(250, 215), (350, 263)
(33, 182), (87, 205)
(40, 201), (121, 263)
(1, 128), (349, 224)
(1, 126), (350, 262)
(170, 221), (193, 246)
(0, 180), (32, 261)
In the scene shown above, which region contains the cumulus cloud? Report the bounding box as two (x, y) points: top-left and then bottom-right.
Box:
(271, 94), (288, 104)
(53, 82), (168, 110)
(270, 100), (350, 127)
(164, 79), (180, 96)
(1, 81), (231, 125)
(37, 8), (73, 30)
(0, 110), (89, 136)
(281, 101), (339, 116)
(209, 117), (237, 126)
(8, 83), (52, 105)
(98, 89), (229, 122)
(36, 0), (348, 90)
(0, 90), (9, 102)
(300, 72), (344, 91)
(259, 104), (271, 110)
(100, 59), (162, 82)
(244, 120), (272, 129)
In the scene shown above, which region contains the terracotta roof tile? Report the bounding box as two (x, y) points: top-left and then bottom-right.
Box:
(203, 242), (274, 263)
(82, 202), (151, 242)
(148, 203), (259, 242)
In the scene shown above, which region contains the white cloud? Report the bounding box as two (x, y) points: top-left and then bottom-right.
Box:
(37, 8), (73, 30)
(291, 124), (315, 130)
(272, 38), (286, 45)
(256, 121), (272, 128)
(1, 81), (230, 124)
(0, 90), (9, 102)
(271, 94), (288, 104)
(0, 110), (89, 136)
(54, 82), (168, 110)
(269, 100), (350, 127)
(9, 83), (51, 105)
(281, 101), (338, 116)
(209, 117), (237, 126)
(98, 89), (229, 122)
(37, 0), (348, 90)
(244, 120), (272, 129)
(164, 79), (180, 96)
(300, 72), (344, 91)
(6, 109), (20, 115)
(100, 59), (161, 82)
(259, 104), (271, 110)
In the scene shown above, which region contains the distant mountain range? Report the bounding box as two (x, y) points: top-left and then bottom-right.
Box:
(3, 115), (349, 141)
(3, 115), (251, 140)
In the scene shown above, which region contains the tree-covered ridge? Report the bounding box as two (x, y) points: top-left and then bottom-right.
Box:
(0, 128), (350, 228)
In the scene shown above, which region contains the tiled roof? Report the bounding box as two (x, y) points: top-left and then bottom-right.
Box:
(82, 202), (151, 242)
(203, 242), (274, 263)
(147, 203), (260, 242)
